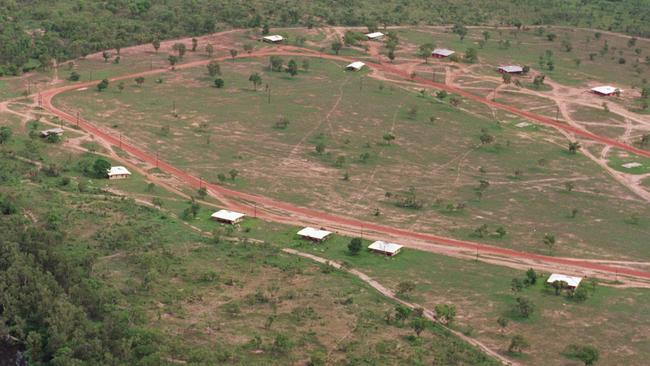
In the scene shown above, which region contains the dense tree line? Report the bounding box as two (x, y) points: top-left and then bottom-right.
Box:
(0, 205), (163, 365)
(1, 0), (649, 75)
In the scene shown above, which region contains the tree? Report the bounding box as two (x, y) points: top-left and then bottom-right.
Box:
(135, 77), (145, 86)
(172, 43), (187, 59)
(387, 49), (395, 63)
(564, 344), (599, 365)
(152, 39), (161, 53)
(207, 60), (221, 76)
(482, 31), (491, 42)
(167, 55), (178, 69)
(496, 226), (507, 238)
(331, 40), (342, 55)
(269, 56), (284, 71)
(640, 133), (650, 146)
(525, 268), (538, 285)
(229, 49), (238, 62)
(410, 317), (427, 337)
(464, 48), (478, 63)
(533, 74), (546, 88)
(102, 51), (111, 62)
(197, 187), (207, 198)
(508, 335), (529, 353)
(348, 237), (362, 255)
(315, 142), (325, 154)
(96, 78), (109, 91)
(382, 133), (395, 145)
(479, 129), (494, 144)
(205, 43), (214, 58)
(243, 43), (254, 53)
(568, 141), (581, 154)
(191, 38), (198, 52)
(418, 43), (434, 64)
(543, 233), (556, 253)
(248, 72), (262, 90)
(547, 33), (557, 41)
(502, 73), (512, 84)
(287, 59), (298, 77)
(394, 305), (412, 324)
(551, 280), (568, 295)
(452, 24), (468, 41)
(118, 81), (125, 92)
(0, 125), (13, 145)
(396, 281), (416, 296)
(511, 278), (524, 293)
(515, 296), (534, 318)
(92, 158), (111, 178)
(68, 71), (80, 81)
(229, 169), (239, 180)
(214, 78), (224, 88)
(474, 224), (489, 238)
(434, 304), (456, 325)
(262, 23), (270, 35)
(497, 317), (509, 334)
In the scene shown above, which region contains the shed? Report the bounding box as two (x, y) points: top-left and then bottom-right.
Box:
(297, 227), (332, 242)
(40, 127), (64, 138)
(211, 209), (246, 225)
(346, 61), (366, 71)
(368, 241), (403, 256)
(546, 273), (583, 289)
(432, 48), (455, 58)
(263, 35), (284, 43)
(107, 166), (131, 180)
(498, 65), (523, 74)
(366, 32), (385, 40)
(591, 85), (620, 96)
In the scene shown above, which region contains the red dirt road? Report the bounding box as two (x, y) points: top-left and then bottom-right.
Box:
(39, 46), (650, 282)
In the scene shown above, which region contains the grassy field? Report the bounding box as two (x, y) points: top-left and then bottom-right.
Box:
(394, 27), (650, 88)
(53, 53), (650, 261)
(0, 130), (500, 365)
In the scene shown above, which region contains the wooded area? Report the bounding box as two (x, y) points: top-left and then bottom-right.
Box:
(1, 0), (649, 75)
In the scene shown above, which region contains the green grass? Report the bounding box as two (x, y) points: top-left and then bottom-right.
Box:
(52, 56), (650, 261)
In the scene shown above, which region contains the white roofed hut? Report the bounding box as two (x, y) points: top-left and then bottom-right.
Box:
(346, 61), (366, 71)
(591, 85), (620, 96)
(211, 209), (246, 225)
(107, 166), (131, 180)
(432, 48), (455, 58)
(365, 32), (385, 40)
(368, 241), (403, 256)
(498, 65), (524, 74)
(546, 273), (583, 289)
(297, 227), (332, 242)
(40, 127), (64, 138)
(262, 35), (284, 43)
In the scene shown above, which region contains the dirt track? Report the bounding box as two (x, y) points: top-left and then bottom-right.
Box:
(37, 42), (650, 284)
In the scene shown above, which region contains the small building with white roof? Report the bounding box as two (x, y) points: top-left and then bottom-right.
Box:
(547, 273), (583, 289)
(211, 209), (246, 225)
(346, 61), (366, 71)
(591, 85), (620, 96)
(432, 48), (455, 58)
(498, 65), (524, 74)
(366, 32), (385, 40)
(107, 166), (131, 180)
(262, 35), (284, 43)
(40, 127), (64, 138)
(368, 241), (403, 256)
(297, 227), (332, 242)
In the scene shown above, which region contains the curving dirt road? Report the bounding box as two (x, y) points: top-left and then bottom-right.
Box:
(38, 43), (650, 283)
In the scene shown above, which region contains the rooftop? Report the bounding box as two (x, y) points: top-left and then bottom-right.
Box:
(432, 48), (455, 56)
(346, 61), (366, 71)
(547, 273), (583, 288)
(591, 85), (619, 94)
(263, 35), (284, 42)
(366, 32), (384, 39)
(297, 227), (332, 240)
(211, 209), (246, 222)
(499, 65), (523, 73)
(368, 241), (403, 254)
(107, 166), (131, 176)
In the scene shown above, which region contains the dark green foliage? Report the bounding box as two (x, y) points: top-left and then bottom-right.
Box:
(214, 78), (224, 88)
(91, 158), (111, 178)
(563, 344), (599, 365)
(0, 126), (12, 144)
(0, 1), (648, 75)
(348, 237), (362, 255)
